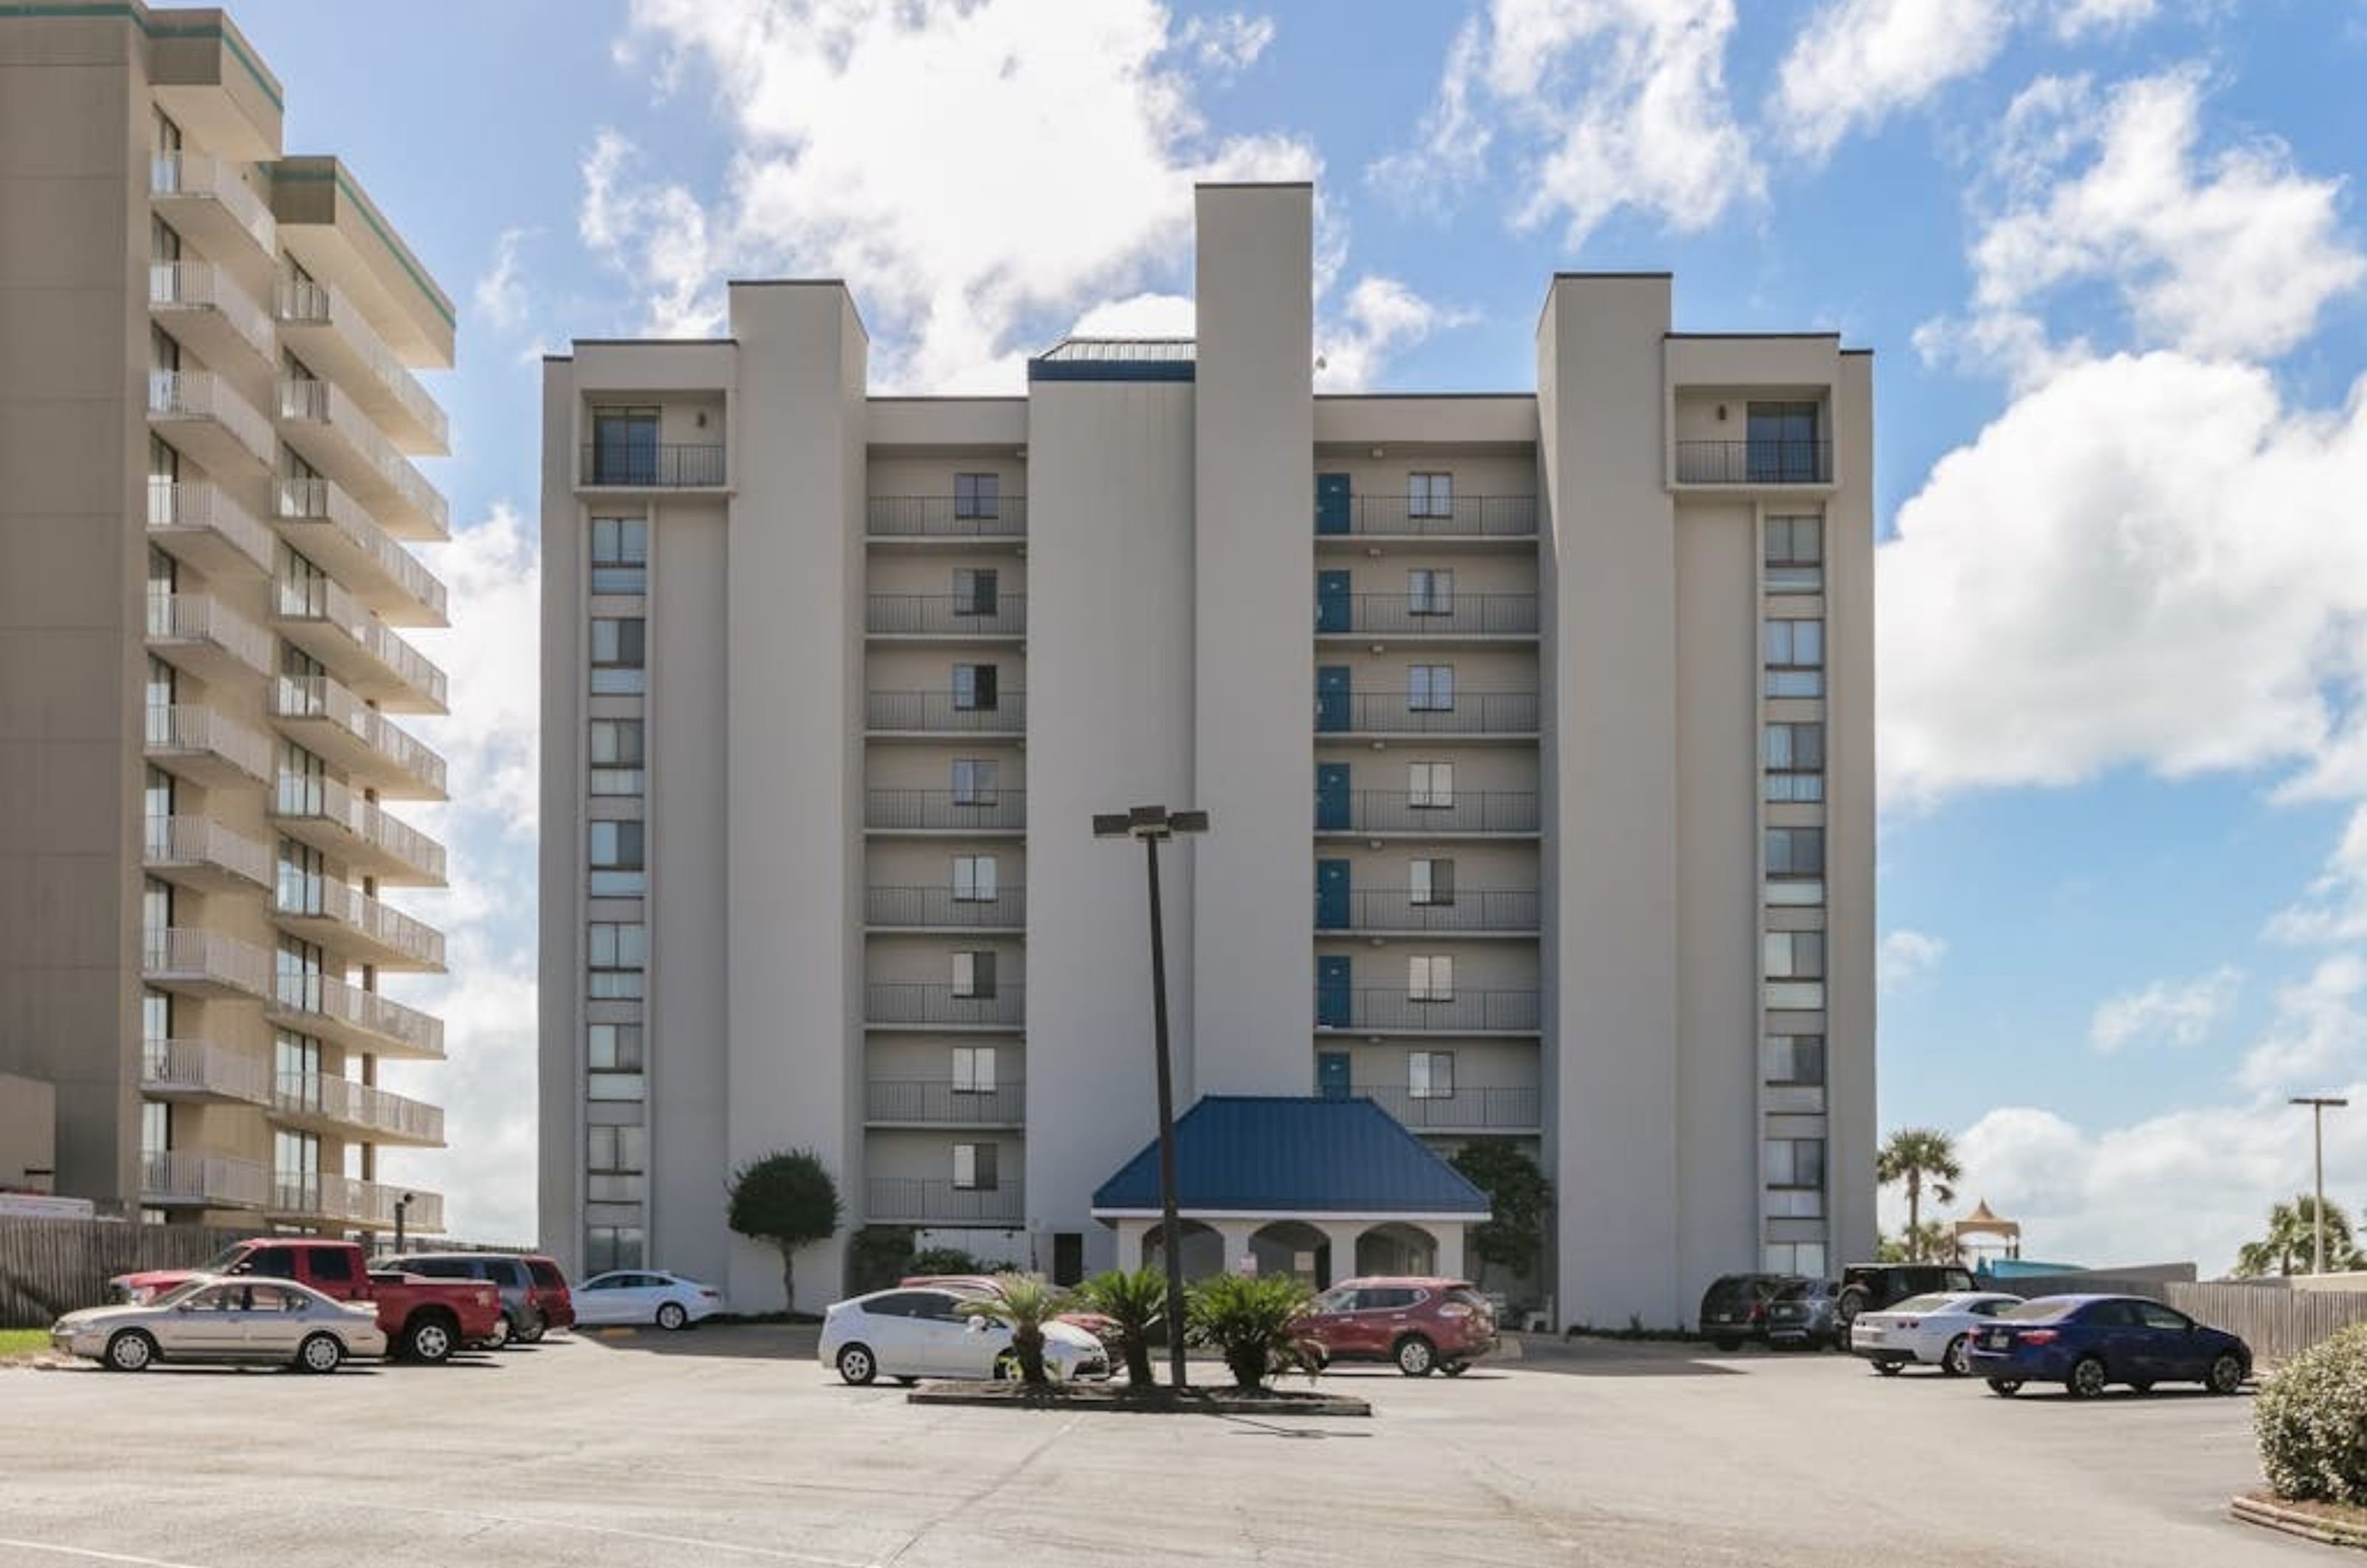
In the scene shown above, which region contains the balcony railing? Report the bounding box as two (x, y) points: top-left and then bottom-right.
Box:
(579, 443), (726, 487)
(866, 1177), (1025, 1225)
(141, 1039), (269, 1104)
(865, 1079), (1027, 1126)
(146, 370), (275, 470)
(272, 578), (448, 711)
(269, 972), (445, 1059)
(867, 594), (1028, 637)
(270, 1173), (442, 1231)
(149, 151), (276, 256)
(141, 1149), (269, 1209)
(149, 261), (273, 362)
(145, 703), (271, 783)
(279, 376), (448, 538)
(146, 480), (273, 575)
(867, 691), (1027, 734)
(143, 816), (271, 889)
(276, 278), (450, 453)
(1316, 593), (1539, 637)
(141, 927), (272, 998)
(273, 1072), (445, 1145)
(271, 673), (448, 797)
(275, 878), (446, 970)
(1354, 1084), (1542, 1132)
(1317, 888), (1540, 934)
(1674, 441), (1831, 484)
(1317, 987), (1542, 1033)
(1316, 692), (1539, 736)
(270, 774), (447, 885)
(1315, 790), (1539, 835)
(1316, 495), (1536, 538)
(865, 790), (1026, 832)
(865, 983), (1025, 1028)
(865, 886), (1027, 929)
(866, 496), (1028, 538)
(275, 477), (448, 625)
(147, 591), (273, 675)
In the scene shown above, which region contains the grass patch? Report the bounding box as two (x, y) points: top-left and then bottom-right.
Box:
(0, 1328), (53, 1359)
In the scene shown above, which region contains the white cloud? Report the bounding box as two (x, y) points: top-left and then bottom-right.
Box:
(471, 227), (534, 334)
(578, 129), (723, 339)
(2087, 965), (2240, 1052)
(2053, 0), (2161, 38)
(1067, 292), (1198, 339)
(1878, 928), (1948, 992)
(1174, 12), (1274, 72)
(1314, 277), (1470, 391)
(2272, 808), (2367, 947)
(1772, 0), (2015, 161)
(2237, 955), (2367, 1094)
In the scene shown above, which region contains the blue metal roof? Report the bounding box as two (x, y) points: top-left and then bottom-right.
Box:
(1090, 1096), (1491, 1215)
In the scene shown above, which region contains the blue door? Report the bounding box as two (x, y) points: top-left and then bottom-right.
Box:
(1315, 666), (1351, 732)
(1315, 570), (1352, 634)
(1316, 1052), (1351, 1101)
(1314, 763), (1351, 831)
(1315, 859), (1351, 930)
(1316, 956), (1352, 1027)
(1315, 473), (1351, 535)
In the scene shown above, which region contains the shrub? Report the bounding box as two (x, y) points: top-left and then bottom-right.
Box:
(2258, 1322), (2367, 1504)
(955, 1272), (1066, 1388)
(1186, 1273), (1320, 1390)
(847, 1226), (916, 1295)
(1075, 1266), (1169, 1388)
(908, 1246), (986, 1277)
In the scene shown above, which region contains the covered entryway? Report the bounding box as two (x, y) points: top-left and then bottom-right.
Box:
(1356, 1221), (1439, 1278)
(1141, 1218), (1227, 1281)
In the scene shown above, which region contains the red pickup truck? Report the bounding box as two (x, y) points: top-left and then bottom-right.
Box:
(112, 1239), (502, 1364)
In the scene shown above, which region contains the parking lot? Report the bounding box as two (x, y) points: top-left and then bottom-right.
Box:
(0, 1330), (2327, 1567)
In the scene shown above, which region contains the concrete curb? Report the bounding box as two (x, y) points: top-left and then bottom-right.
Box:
(908, 1385), (1372, 1417)
(2232, 1494), (2367, 1548)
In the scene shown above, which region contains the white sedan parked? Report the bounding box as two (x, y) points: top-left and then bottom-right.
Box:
(572, 1270), (726, 1330)
(820, 1285), (1111, 1385)
(1851, 1291), (2024, 1376)
(50, 1275), (385, 1373)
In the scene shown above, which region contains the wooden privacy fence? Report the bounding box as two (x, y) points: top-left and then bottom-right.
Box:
(1990, 1274), (2367, 1366)
(0, 1217), (257, 1327)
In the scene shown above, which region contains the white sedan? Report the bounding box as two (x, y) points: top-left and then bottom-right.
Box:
(572, 1270), (726, 1330)
(820, 1285), (1111, 1385)
(1850, 1291), (2024, 1376)
(50, 1275), (385, 1373)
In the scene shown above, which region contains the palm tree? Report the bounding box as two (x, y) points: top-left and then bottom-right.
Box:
(1876, 1129), (1962, 1259)
(2235, 1195), (2361, 1277)
(1074, 1266), (1166, 1389)
(955, 1271), (1067, 1387)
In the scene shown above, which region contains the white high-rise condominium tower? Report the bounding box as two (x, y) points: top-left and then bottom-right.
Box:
(539, 185), (1873, 1328)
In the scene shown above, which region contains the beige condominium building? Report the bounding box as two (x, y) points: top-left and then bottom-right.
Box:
(538, 184), (1872, 1328)
(0, 4), (453, 1234)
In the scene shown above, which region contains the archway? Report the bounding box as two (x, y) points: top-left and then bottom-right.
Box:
(1356, 1222), (1439, 1277)
(1142, 1219), (1227, 1280)
(1248, 1220), (1334, 1288)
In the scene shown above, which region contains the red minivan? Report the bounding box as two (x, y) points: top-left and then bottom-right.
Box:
(1302, 1276), (1499, 1377)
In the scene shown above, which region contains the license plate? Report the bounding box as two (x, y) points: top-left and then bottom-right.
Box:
(1983, 1331), (2008, 1349)
(1859, 1328), (1883, 1342)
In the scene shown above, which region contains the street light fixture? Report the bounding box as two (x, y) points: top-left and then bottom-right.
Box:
(2291, 1097), (2350, 1275)
(1093, 803), (1209, 1389)
(393, 1192), (415, 1255)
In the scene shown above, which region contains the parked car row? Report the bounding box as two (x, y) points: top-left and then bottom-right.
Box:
(1700, 1264), (1979, 1353)
(1850, 1289), (2252, 1396)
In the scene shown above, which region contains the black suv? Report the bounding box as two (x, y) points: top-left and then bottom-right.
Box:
(1833, 1263), (1978, 1336)
(1698, 1273), (1809, 1351)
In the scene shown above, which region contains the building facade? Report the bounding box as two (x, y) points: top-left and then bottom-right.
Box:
(0, 4), (453, 1233)
(538, 184), (1872, 1327)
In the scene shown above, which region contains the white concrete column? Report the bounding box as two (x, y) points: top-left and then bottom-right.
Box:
(1319, 1223), (1362, 1285)
(1212, 1220), (1260, 1273)
(1435, 1225), (1467, 1282)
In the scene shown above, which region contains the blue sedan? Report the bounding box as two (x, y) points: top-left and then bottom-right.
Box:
(1965, 1294), (2251, 1399)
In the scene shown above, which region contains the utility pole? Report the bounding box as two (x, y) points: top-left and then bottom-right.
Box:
(2291, 1097), (2350, 1275)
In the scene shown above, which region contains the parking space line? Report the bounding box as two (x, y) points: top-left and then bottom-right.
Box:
(365, 1504), (877, 1567)
(0, 1541), (215, 1568)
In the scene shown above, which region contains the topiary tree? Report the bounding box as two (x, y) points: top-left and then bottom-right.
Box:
(726, 1149), (841, 1312)
(1187, 1272), (1320, 1390)
(955, 1271), (1065, 1387)
(1075, 1265), (1167, 1389)
(2258, 1322), (2367, 1504)
(1451, 1139), (1552, 1290)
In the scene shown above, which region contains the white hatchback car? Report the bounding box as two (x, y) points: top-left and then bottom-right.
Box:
(572, 1269), (725, 1330)
(820, 1285), (1111, 1385)
(1850, 1291), (2024, 1376)
(51, 1275), (385, 1373)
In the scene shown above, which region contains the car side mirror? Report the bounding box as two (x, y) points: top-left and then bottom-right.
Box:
(965, 1317), (989, 1333)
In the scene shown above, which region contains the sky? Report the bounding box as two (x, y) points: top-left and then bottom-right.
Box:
(209, 0), (2367, 1276)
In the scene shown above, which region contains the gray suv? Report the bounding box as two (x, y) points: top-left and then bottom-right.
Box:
(383, 1253), (548, 1347)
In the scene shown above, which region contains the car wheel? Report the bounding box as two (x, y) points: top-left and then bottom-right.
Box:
(296, 1333), (345, 1375)
(1833, 1289), (1867, 1338)
(1874, 1360), (1903, 1377)
(2208, 1354), (2246, 1396)
(655, 1301), (689, 1331)
(1987, 1378), (2022, 1397)
(482, 1314), (513, 1351)
(104, 1329), (157, 1373)
(515, 1314), (547, 1345)
(836, 1343), (877, 1386)
(1711, 1337), (1741, 1353)
(992, 1351), (1022, 1382)
(2067, 1356), (2108, 1399)
(405, 1316), (456, 1365)
(1395, 1335), (1437, 1377)
(1441, 1359), (1472, 1377)
(1942, 1335), (1972, 1379)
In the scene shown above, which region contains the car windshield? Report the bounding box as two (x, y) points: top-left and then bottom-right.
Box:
(1889, 1294), (1954, 1314)
(1703, 1276), (1777, 1308)
(147, 1278), (216, 1308)
(1998, 1297), (2074, 1322)
(195, 1243), (253, 1273)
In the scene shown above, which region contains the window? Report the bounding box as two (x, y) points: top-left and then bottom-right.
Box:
(1766, 826), (1826, 908)
(952, 950), (997, 998)
(952, 663), (999, 712)
(146, 655), (176, 737)
(1408, 472), (1454, 519)
(1764, 1242), (1827, 1278)
(142, 876), (172, 946)
(275, 1031), (322, 1109)
(1408, 664), (1454, 712)
(142, 990), (171, 1047)
(141, 1099), (169, 1158)
(590, 820), (645, 896)
(1765, 931), (1826, 1010)
(1764, 618), (1824, 698)
(590, 617), (646, 695)
(951, 757), (999, 806)
(1747, 402), (1823, 483)
(1409, 858), (1455, 907)
(143, 766), (174, 836)
(590, 719), (645, 796)
(274, 1129), (320, 1211)
(274, 936), (323, 1015)
(953, 1142), (999, 1191)
(1408, 569), (1454, 615)
(1766, 723), (1825, 802)
(590, 516), (649, 595)
(587, 1226), (645, 1274)
(588, 1126), (646, 1203)
(1764, 1138), (1826, 1190)
(276, 741), (325, 817)
(1408, 762), (1454, 808)
(145, 545), (175, 632)
(1408, 1050), (1455, 1098)
(953, 855), (998, 902)
(276, 838), (324, 917)
(2135, 1302), (2192, 1332)
(953, 1045), (996, 1094)
(953, 569), (998, 616)
(308, 1247), (352, 1285)
(588, 922), (647, 998)
(1766, 516), (1823, 593)
(954, 472), (999, 521)
(588, 1024), (645, 1101)
(590, 408), (661, 484)
(1763, 1034), (1827, 1086)
(277, 643), (327, 718)
(1408, 954), (1454, 1001)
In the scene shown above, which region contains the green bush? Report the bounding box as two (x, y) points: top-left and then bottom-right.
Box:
(2258, 1322), (2367, 1504)
(953, 1272), (1066, 1387)
(847, 1226), (916, 1295)
(908, 1246), (987, 1277)
(1186, 1273), (1320, 1390)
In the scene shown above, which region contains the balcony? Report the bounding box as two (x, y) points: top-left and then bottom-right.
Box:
(1314, 494), (1536, 540)
(865, 495), (1027, 541)
(270, 673), (447, 799)
(271, 577), (448, 713)
(1316, 987), (1542, 1035)
(149, 262), (273, 373)
(146, 703), (271, 786)
(865, 983), (1025, 1031)
(270, 1073), (445, 1146)
(866, 1177), (1024, 1226)
(147, 370), (275, 477)
(865, 1079), (1027, 1128)
(266, 973), (445, 1060)
(141, 1039), (270, 1106)
(274, 477), (448, 626)
(1315, 691), (1539, 739)
(865, 886), (1027, 931)
(146, 592), (272, 684)
(1314, 790), (1539, 837)
(1673, 441), (1832, 486)
(269, 774), (445, 885)
(866, 594), (1028, 638)
(1317, 888), (1540, 936)
(149, 152), (276, 264)
(866, 692), (1027, 737)
(274, 878), (445, 972)
(141, 927), (272, 1001)
(277, 377), (448, 539)
(1354, 1084), (1542, 1134)
(143, 816), (270, 893)
(146, 480), (272, 578)
(141, 1149), (269, 1211)
(267, 1173), (443, 1232)
(578, 443), (726, 489)
(1314, 593), (1539, 639)
(865, 790), (1026, 834)
(275, 279), (449, 455)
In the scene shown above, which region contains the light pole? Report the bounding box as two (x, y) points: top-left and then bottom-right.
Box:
(1093, 803), (1209, 1388)
(393, 1192), (414, 1255)
(2291, 1097), (2350, 1275)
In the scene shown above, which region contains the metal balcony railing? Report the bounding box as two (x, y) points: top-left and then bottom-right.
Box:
(274, 1072), (445, 1144)
(865, 790), (1026, 832)
(865, 495), (1028, 538)
(866, 691), (1027, 734)
(1674, 441), (1832, 484)
(865, 983), (1025, 1028)
(1354, 1084), (1542, 1132)
(146, 480), (273, 573)
(1317, 987), (1542, 1033)
(271, 1173), (442, 1230)
(275, 477), (448, 624)
(1316, 495), (1536, 538)
(271, 673), (448, 796)
(275, 877), (446, 970)
(146, 371), (275, 468)
(143, 815), (271, 888)
(147, 591), (274, 675)
(149, 151), (276, 254)
(141, 1039), (270, 1104)
(1316, 692), (1539, 735)
(277, 278), (450, 452)
(579, 443), (726, 487)
(141, 1149), (269, 1208)
(1316, 593), (1539, 637)
(145, 703), (271, 781)
(866, 1177), (1024, 1225)
(141, 927), (272, 998)
(273, 576), (448, 710)
(280, 376), (448, 535)
(1314, 790), (1540, 834)
(1317, 888), (1540, 934)
(269, 972), (445, 1058)
(270, 774), (447, 884)
(865, 1079), (1027, 1126)
(149, 261), (273, 359)
(866, 594), (1028, 636)
(866, 886), (1027, 928)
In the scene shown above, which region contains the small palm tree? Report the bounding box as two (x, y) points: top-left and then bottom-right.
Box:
(956, 1271), (1066, 1388)
(1876, 1129), (1962, 1259)
(1186, 1273), (1320, 1390)
(1074, 1266), (1166, 1389)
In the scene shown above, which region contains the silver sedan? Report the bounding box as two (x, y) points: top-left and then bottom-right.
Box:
(51, 1274), (387, 1373)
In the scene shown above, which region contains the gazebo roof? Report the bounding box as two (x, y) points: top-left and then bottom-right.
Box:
(1956, 1198), (2021, 1235)
(1090, 1096), (1491, 1218)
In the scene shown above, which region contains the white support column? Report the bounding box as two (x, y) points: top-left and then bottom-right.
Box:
(1435, 1225), (1467, 1282)
(1212, 1219), (1260, 1274)
(1320, 1222), (1363, 1284)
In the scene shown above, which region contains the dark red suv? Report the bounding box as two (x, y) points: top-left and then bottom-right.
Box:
(1303, 1277), (1499, 1376)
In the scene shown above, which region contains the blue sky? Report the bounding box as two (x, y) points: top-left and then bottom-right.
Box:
(215, 0), (2367, 1272)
